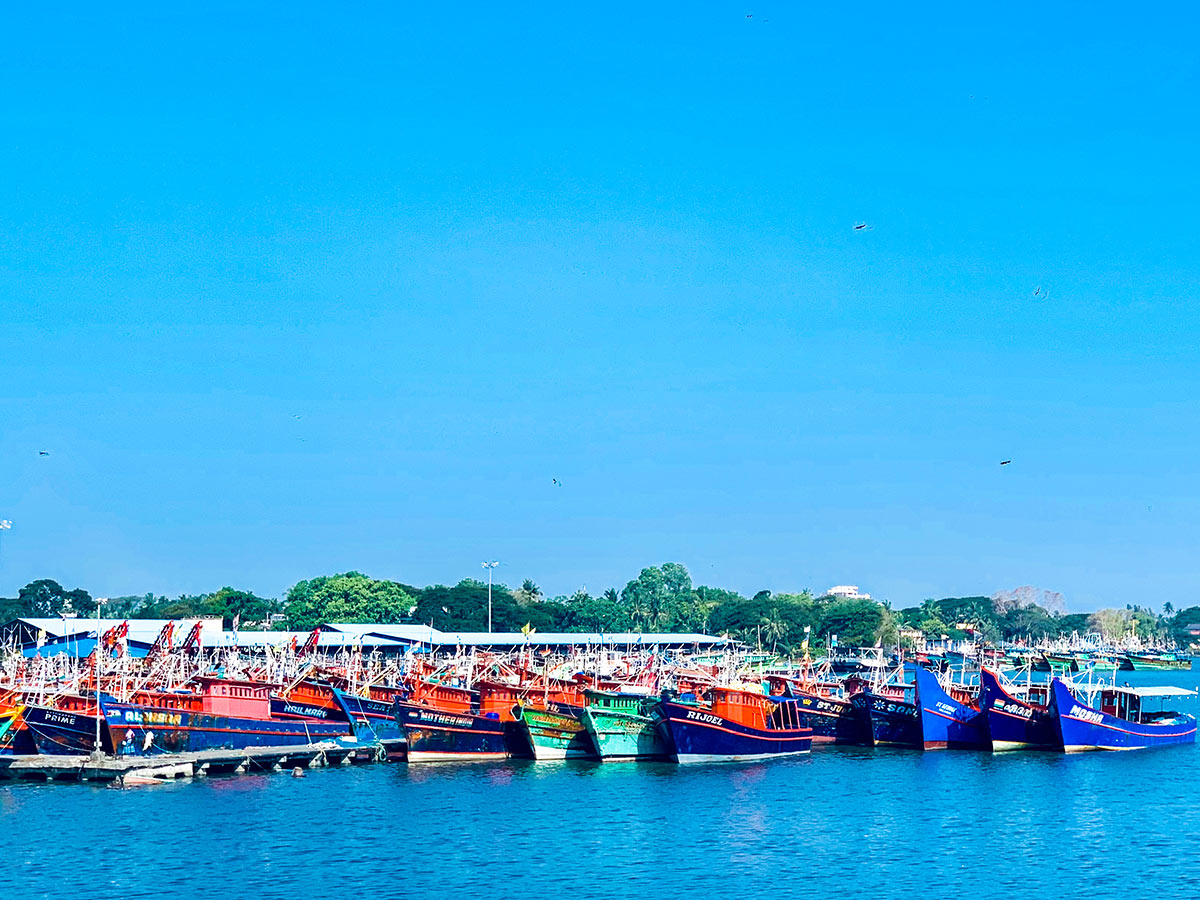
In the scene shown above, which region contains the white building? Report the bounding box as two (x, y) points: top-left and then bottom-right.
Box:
(826, 585), (871, 600)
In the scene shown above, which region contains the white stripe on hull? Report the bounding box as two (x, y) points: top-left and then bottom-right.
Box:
(673, 750), (810, 764)
(529, 745), (593, 760)
(405, 751), (508, 763)
(991, 740), (1043, 752)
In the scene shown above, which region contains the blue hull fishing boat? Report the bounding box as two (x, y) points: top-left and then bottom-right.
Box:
(392, 678), (511, 763)
(764, 675), (864, 744)
(657, 687), (812, 762)
(1050, 678), (1196, 752)
(22, 702), (108, 755)
(913, 667), (990, 750)
(394, 701), (508, 762)
(792, 692), (863, 744)
(977, 668), (1059, 751)
(101, 679), (352, 755)
(102, 699), (352, 755)
(332, 688), (407, 758)
(851, 689), (921, 748)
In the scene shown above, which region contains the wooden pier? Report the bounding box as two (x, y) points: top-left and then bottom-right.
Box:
(0, 740), (383, 784)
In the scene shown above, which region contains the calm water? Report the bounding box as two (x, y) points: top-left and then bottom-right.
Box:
(8, 669), (1200, 900)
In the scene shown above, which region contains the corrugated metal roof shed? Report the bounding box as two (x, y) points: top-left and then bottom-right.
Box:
(3, 617), (725, 652)
(324, 623), (724, 648)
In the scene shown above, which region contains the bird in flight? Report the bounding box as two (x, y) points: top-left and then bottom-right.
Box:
(38, 450), (49, 456)
(292, 414), (302, 420)
(1000, 460), (1012, 466)
(1032, 285), (1049, 299)
(854, 222), (873, 231)
(552, 478), (562, 487)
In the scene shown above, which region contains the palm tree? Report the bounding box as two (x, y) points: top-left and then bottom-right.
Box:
(627, 591), (650, 630)
(761, 609), (788, 655)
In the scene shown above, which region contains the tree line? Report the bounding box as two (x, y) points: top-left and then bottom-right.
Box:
(898, 595), (1198, 648)
(4, 569), (1197, 652)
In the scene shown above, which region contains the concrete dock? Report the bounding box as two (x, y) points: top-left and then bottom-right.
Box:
(0, 740), (384, 784)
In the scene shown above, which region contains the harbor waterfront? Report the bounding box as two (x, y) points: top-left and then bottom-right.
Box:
(6, 677), (1200, 900)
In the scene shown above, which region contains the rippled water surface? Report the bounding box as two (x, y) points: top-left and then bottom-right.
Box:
(8, 670), (1200, 900)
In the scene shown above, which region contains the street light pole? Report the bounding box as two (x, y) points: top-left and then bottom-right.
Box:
(481, 561), (499, 633)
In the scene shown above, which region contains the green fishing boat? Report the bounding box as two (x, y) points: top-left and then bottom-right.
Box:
(1042, 652), (1078, 674)
(1121, 653), (1192, 671)
(517, 704), (596, 759)
(579, 690), (667, 760)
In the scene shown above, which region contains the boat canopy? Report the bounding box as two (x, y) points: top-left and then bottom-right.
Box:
(1124, 685), (1197, 698)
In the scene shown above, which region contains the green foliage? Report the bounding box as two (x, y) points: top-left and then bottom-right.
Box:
(621, 563), (696, 631)
(1170, 606), (1200, 648)
(286, 572), (415, 631)
(557, 589), (628, 632)
(411, 579), (547, 632)
(21, 566), (1165, 655)
(511, 579), (543, 606)
(0, 581), (279, 630)
(15, 579), (93, 617)
(708, 591), (820, 653)
(819, 596), (888, 647)
(1001, 605), (1060, 639)
(204, 587), (278, 628)
(1056, 613), (1091, 635)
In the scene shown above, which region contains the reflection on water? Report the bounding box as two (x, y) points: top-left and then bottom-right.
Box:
(4, 669), (1200, 900)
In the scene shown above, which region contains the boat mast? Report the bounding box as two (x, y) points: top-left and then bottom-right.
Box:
(93, 597), (106, 754)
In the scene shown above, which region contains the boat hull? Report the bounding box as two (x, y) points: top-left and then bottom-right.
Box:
(579, 705), (666, 760)
(913, 667), (989, 750)
(518, 705), (596, 760)
(0, 709), (37, 755)
(1050, 679), (1197, 752)
(332, 689), (406, 758)
(1122, 656), (1191, 671)
(978, 668), (1059, 751)
(395, 701), (508, 762)
(851, 691), (921, 749)
(21, 705), (109, 755)
(102, 700), (352, 755)
(790, 692), (866, 744)
(657, 700), (812, 762)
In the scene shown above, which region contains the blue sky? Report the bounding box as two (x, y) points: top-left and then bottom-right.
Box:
(1, 4), (1198, 610)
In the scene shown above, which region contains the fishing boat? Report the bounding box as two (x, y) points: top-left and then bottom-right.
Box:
(1120, 653), (1191, 671)
(578, 689), (667, 760)
(1041, 652), (1078, 675)
(394, 680), (508, 763)
(657, 686), (812, 763)
(1049, 678), (1197, 751)
(514, 678), (596, 760)
(517, 704), (595, 759)
(977, 667), (1058, 751)
(851, 685), (921, 749)
(0, 694), (36, 755)
(270, 678), (350, 723)
(763, 674), (863, 744)
(912, 666), (989, 750)
(1085, 654), (1121, 673)
(332, 686), (408, 759)
(101, 678), (353, 755)
(22, 695), (109, 755)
